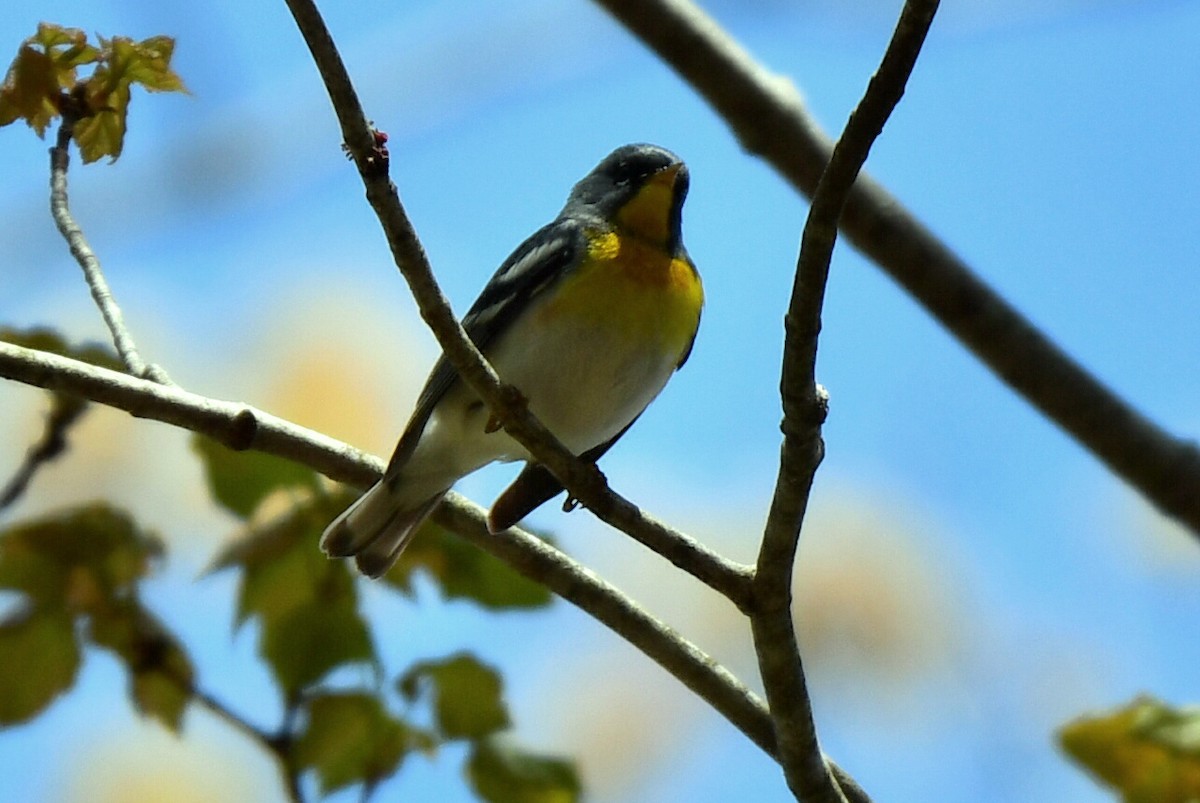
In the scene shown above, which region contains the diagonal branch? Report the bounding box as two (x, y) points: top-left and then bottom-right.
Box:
(49, 121), (170, 385)
(751, 3), (939, 802)
(590, 0), (1200, 540)
(281, 0), (753, 607)
(436, 493), (777, 757)
(156, 658), (304, 803)
(0, 392), (89, 511)
(196, 689), (304, 803)
(0, 340), (772, 761)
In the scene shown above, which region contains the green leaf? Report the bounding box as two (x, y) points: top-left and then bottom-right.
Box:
(207, 486), (356, 578)
(0, 25), (95, 135)
(0, 503), (162, 610)
(233, 528), (325, 628)
(74, 33), (185, 162)
(191, 434), (321, 520)
(399, 652), (510, 740)
(0, 25), (182, 154)
(132, 662), (191, 732)
(387, 521), (553, 610)
(0, 607), (81, 725)
(1059, 695), (1200, 803)
(32, 23), (101, 75)
(0, 44), (60, 135)
(466, 735), (581, 803)
(293, 692), (420, 794)
(205, 493), (378, 694)
(124, 35), (186, 93)
(88, 600), (193, 732)
(261, 596), (375, 695)
(206, 490), (358, 627)
(73, 102), (126, 164)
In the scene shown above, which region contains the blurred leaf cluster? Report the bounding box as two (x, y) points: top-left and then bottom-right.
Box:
(198, 434), (571, 798)
(1059, 695), (1200, 803)
(2, 322), (578, 800)
(0, 504), (185, 729)
(0, 22), (186, 162)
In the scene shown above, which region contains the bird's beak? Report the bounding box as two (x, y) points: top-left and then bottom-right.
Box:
(652, 162), (683, 187)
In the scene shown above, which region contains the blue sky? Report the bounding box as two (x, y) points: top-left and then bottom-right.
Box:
(2, 1), (1199, 801)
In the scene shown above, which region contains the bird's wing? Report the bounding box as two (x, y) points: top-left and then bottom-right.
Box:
(385, 218), (585, 475)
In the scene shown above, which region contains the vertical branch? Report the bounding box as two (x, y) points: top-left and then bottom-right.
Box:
(48, 120), (170, 384)
(591, 0), (1200, 540)
(750, 3), (940, 802)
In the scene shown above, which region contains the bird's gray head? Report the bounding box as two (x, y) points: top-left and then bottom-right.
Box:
(565, 143), (689, 251)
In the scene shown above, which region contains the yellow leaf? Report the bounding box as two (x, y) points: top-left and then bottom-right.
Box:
(74, 105), (126, 163)
(33, 23), (100, 79)
(1060, 695), (1200, 803)
(0, 45), (61, 136)
(0, 25), (184, 160)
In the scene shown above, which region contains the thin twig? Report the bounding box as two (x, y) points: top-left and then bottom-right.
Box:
(49, 120), (170, 385)
(590, 0), (1200, 540)
(153, 651), (304, 803)
(0, 340), (778, 763)
(0, 394), (88, 511)
(132, 630), (304, 801)
(191, 688), (304, 802)
(280, 0), (753, 607)
(751, 3), (939, 802)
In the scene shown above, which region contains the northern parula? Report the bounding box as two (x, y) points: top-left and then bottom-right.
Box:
(322, 143), (703, 577)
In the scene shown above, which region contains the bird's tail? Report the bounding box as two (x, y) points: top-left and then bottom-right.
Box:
(320, 479), (448, 578)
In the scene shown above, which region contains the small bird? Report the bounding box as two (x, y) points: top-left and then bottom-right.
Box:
(321, 144), (704, 578)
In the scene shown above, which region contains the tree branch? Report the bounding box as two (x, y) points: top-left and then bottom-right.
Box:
(436, 493), (777, 757)
(589, 0), (1200, 539)
(0, 340), (773, 763)
(49, 121), (170, 385)
(0, 341), (380, 489)
(751, 3), (939, 801)
(193, 688), (304, 802)
(0, 394), (89, 511)
(280, 0), (753, 607)
(149, 644), (302, 801)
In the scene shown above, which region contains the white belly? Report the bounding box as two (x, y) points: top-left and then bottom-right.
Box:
(404, 291), (681, 489)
